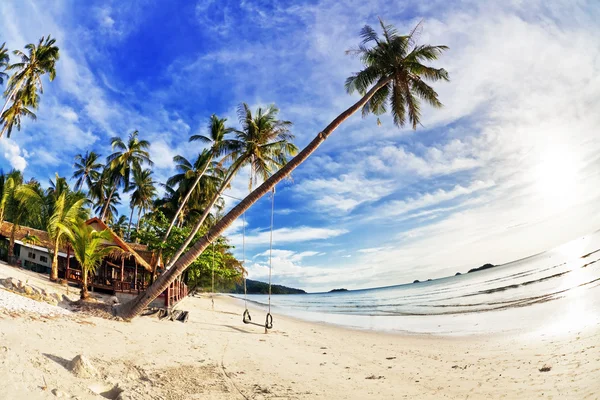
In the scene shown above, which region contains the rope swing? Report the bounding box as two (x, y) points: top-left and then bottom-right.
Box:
(243, 187), (275, 333)
(211, 241), (215, 310)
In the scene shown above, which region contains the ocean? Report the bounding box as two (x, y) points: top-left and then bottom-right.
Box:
(235, 230), (600, 336)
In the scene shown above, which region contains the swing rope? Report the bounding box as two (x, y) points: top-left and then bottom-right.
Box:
(243, 211), (247, 311)
(267, 187), (274, 316)
(242, 187), (275, 332)
(211, 241), (215, 310)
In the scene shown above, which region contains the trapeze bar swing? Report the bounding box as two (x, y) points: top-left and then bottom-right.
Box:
(242, 187), (276, 333)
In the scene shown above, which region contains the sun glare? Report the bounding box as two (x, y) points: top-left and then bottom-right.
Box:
(532, 144), (580, 212)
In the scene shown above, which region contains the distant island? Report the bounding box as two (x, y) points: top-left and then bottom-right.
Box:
(228, 279), (306, 295)
(329, 288), (348, 293)
(467, 263), (496, 273)
(410, 265), (495, 285)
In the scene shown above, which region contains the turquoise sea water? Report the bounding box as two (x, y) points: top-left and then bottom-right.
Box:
(235, 231), (600, 335)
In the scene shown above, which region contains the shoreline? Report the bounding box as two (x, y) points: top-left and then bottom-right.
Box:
(1, 264), (599, 398)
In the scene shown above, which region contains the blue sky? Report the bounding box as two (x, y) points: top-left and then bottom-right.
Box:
(2, 0), (600, 292)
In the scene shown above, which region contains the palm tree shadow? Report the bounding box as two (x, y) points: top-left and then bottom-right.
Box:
(43, 353), (70, 369)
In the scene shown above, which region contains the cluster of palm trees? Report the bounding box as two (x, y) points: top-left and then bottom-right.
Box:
(0, 170), (87, 281)
(0, 101), (299, 293)
(0, 36), (59, 138)
(72, 130), (155, 233)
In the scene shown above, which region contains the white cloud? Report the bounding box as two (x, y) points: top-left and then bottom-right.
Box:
(294, 173), (395, 214)
(254, 249), (322, 262)
(370, 180), (495, 220)
(230, 226), (348, 247)
(0, 138), (27, 170)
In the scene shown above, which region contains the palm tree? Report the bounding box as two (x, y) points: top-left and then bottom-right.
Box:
(47, 173), (70, 200)
(64, 222), (119, 300)
(47, 192), (87, 281)
(1, 35), (59, 116)
(165, 151), (222, 224)
(110, 215), (128, 238)
(102, 131), (152, 221)
(0, 95), (37, 138)
(0, 42), (9, 85)
(73, 151), (103, 191)
(117, 20), (449, 318)
(161, 115), (233, 238)
(128, 168), (156, 235)
(94, 189), (121, 224)
(163, 103), (297, 271)
(1, 172), (40, 263)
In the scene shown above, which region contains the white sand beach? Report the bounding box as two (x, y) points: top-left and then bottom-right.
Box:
(0, 262), (598, 399)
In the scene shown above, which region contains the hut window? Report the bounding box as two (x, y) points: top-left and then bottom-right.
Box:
(39, 255), (48, 263)
(28, 252), (36, 260)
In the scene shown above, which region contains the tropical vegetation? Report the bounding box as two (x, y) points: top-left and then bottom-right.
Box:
(0, 19), (449, 318)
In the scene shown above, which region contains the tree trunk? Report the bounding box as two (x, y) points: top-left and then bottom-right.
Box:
(164, 164), (240, 271)
(81, 268), (89, 300)
(116, 78), (391, 319)
(164, 156), (212, 243)
(8, 224), (16, 264)
(76, 172), (87, 192)
(100, 186), (117, 221)
(127, 205), (135, 239)
(136, 207), (142, 230)
(0, 81), (22, 118)
(50, 239), (60, 281)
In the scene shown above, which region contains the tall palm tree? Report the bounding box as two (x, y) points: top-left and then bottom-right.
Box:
(1, 35), (59, 116)
(165, 151), (224, 223)
(1, 172), (40, 263)
(94, 189), (121, 224)
(47, 192), (87, 281)
(73, 151), (103, 191)
(47, 173), (70, 200)
(117, 20), (449, 318)
(64, 222), (119, 300)
(102, 131), (152, 221)
(0, 42), (9, 85)
(163, 103), (297, 271)
(161, 115), (233, 241)
(110, 215), (128, 238)
(128, 168), (156, 235)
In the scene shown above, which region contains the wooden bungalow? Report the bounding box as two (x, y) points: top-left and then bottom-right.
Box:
(0, 218), (187, 307)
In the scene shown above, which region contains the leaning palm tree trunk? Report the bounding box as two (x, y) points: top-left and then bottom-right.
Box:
(163, 164), (239, 271)
(117, 78), (390, 319)
(100, 186), (117, 221)
(127, 205), (135, 237)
